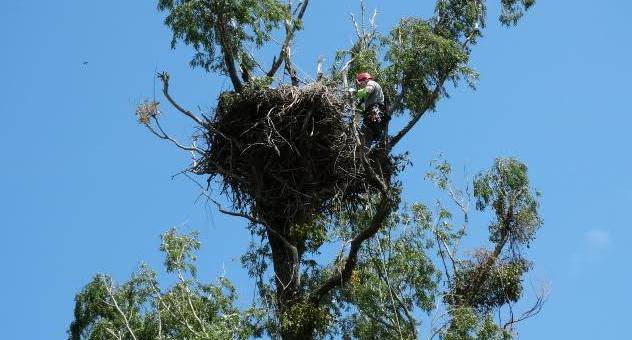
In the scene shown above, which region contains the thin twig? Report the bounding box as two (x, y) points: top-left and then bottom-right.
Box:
(146, 117), (204, 155)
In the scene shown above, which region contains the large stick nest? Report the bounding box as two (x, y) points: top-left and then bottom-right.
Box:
(195, 83), (395, 231)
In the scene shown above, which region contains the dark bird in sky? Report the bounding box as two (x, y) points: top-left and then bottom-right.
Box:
(82, 61), (88, 65)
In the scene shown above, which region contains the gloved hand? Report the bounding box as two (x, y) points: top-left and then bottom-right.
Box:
(356, 88), (369, 101)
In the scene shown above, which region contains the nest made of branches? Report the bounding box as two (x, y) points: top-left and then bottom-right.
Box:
(195, 82), (395, 231)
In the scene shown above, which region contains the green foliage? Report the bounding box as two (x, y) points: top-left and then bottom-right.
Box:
(332, 31), (389, 98)
(335, 200), (439, 339)
(442, 309), (510, 340)
(291, 214), (330, 254)
(347, 42), (383, 86)
(69, 230), (262, 340)
(434, 0), (487, 42)
(248, 75), (275, 90)
(425, 157), (453, 190)
(70, 157), (543, 339)
(500, 0), (536, 26)
(331, 0), (534, 116)
(383, 17), (474, 114)
(474, 158), (542, 246)
(96, 1), (541, 339)
(160, 227), (200, 276)
(157, 0), (288, 72)
(281, 301), (333, 339)
(448, 255), (531, 310)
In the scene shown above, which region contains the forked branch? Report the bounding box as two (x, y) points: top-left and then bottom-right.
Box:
(267, 0), (310, 79)
(309, 194), (393, 302)
(157, 72), (207, 127)
(145, 117), (204, 156)
(503, 283), (549, 330)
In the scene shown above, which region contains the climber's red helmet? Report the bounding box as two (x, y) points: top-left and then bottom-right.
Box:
(356, 72), (373, 84)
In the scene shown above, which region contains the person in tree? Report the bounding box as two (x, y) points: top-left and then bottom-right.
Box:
(355, 72), (388, 147)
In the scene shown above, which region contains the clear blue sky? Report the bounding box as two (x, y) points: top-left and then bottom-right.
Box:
(1, 0), (630, 338)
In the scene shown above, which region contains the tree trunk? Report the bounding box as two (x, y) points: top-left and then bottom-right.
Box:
(266, 228), (317, 340)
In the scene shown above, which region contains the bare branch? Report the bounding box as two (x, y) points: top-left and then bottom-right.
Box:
(157, 72), (207, 127)
(283, 32), (300, 86)
(267, 0), (310, 79)
(145, 117), (204, 155)
(369, 9), (378, 31)
(209, 198), (265, 226)
(182, 174), (268, 230)
(503, 282), (549, 330)
(359, 0), (366, 34)
(350, 13), (362, 38)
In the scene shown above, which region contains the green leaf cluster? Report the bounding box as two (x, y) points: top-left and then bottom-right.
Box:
(474, 158), (542, 246)
(434, 0), (487, 41)
(158, 0), (288, 72)
(69, 229), (262, 340)
(442, 309), (510, 340)
(70, 156), (543, 339)
(384, 17), (472, 113)
(448, 256), (531, 310)
(500, 0), (536, 26)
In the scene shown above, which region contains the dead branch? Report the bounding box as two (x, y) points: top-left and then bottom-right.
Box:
(503, 282), (549, 330)
(350, 13), (362, 38)
(316, 56), (324, 81)
(157, 72), (207, 127)
(145, 116), (204, 155)
(283, 20), (300, 86)
(267, 0), (310, 79)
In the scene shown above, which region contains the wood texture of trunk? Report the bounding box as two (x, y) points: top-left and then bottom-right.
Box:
(267, 227), (317, 340)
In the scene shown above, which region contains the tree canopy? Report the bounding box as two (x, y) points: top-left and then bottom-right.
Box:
(70, 1), (544, 339)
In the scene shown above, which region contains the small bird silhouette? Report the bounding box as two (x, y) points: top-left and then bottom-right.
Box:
(82, 61), (89, 65)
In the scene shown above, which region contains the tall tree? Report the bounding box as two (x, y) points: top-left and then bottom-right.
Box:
(70, 1), (545, 339)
